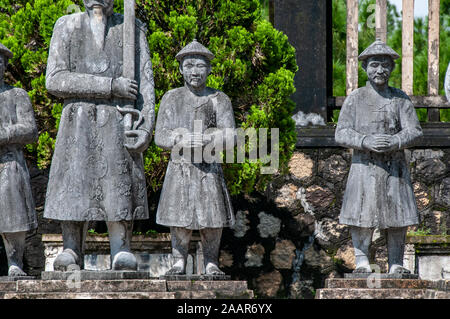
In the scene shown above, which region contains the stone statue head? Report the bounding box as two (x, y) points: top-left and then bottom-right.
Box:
(83, 0), (114, 17)
(362, 55), (395, 87)
(176, 40), (215, 90)
(359, 39), (399, 88)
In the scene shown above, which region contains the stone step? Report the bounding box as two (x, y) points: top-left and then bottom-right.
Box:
(10, 279), (249, 293)
(0, 279), (254, 299)
(3, 292), (177, 299)
(316, 288), (429, 299)
(325, 278), (434, 289)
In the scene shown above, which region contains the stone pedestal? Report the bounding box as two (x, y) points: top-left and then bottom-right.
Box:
(316, 278), (449, 299)
(42, 233), (201, 275)
(0, 277), (254, 299)
(406, 235), (450, 281)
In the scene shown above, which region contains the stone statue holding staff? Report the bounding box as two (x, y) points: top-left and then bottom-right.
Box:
(44, 0), (155, 271)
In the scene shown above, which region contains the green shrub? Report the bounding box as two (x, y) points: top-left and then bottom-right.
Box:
(1, 0), (298, 196)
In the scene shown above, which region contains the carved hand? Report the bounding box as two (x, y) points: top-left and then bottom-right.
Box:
(362, 134), (397, 153)
(124, 129), (150, 153)
(175, 133), (212, 148)
(112, 77), (138, 100)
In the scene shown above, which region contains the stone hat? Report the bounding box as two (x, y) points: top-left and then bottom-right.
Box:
(0, 42), (13, 60)
(358, 39), (399, 61)
(175, 39), (215, 62)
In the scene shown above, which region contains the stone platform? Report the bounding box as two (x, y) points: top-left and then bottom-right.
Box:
(344, 273), (419, 279)
(0, 273), (253, 299)
(316, 278), (450, 299)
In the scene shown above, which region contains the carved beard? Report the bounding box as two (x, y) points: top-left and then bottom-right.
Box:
(88, 6), (108, 50)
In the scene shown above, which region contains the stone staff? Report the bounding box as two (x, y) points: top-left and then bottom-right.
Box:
(121, 0), (135, 131)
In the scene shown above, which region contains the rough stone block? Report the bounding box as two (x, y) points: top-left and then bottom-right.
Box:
(315, 288), (428, 299)
(160, 275), (231, 281)
(16, 279), (167, 293)
(344, 273), (419, 279)
(41, 270), (157, 281)
(3, 292), (177, 299)
(325, 279), (433, 289)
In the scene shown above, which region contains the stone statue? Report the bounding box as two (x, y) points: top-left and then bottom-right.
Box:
(44, 0), (155, 271)
(335, 40), (423, 274)
(154, 40), (236, 276)
(0, 43), (39, 276)
(445, 62), (450, 102)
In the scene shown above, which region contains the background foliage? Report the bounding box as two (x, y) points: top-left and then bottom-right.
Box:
(0, 0), (298, 196)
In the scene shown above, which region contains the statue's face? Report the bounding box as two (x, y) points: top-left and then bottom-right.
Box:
(180, 55), (211, 89)
(365, 55), (394, 86)
(83, 0), (114, 16)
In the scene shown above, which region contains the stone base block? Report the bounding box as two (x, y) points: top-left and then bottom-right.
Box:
(160, 275), (231, 281)
(0, 276), (37, 282)
(316, 278), (449, 299)
(0, 278), (253, 299)
(316, 288), (429, 299)
(344, 273), (419, 279)
(3, 292), (177, 299)
(41, 271), (156, 281)
(325, 278), (433, 289)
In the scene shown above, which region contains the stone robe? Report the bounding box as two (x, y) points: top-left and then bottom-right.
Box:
(44, 12), (155, 221)
(155, 86), (235, 229)
(0, 86), (38, 233)
(335, 83), (422, 229)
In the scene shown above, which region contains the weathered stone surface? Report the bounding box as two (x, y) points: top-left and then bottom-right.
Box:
(316, 288), (428, 299)
(289, 279), (315, 299)
(289, 152), (314, 180)
(254, 270), (283, 298)
(290, 213), (316, 237)
(219, 250), (234, 268)
(343, 273), (419, 279)
(270, 240), (296, 269)
(413, 182), (431, 211)
(303, 246), (334, 274)
(244, 244), (265, 267)
(233, 210), (250, 238)
(335, 241), (355, 270)
(16, 279), (166, 293)
(436, 177), (450, 207)
(304, 185), (335, 213)
(161, 275), (231, 281)
(1, 279), (253, 299)
(318, 154), (348, 183)
(257, 212), (281, 238)
(314, 218), (350, 249)
(41, 270), (157, 281)
(325, 278), (432, 289)
(419, 210), (446, 235)
(4, 292), (177, 299)
(415, 158), (447, 183)
(272, 183), (299, 210)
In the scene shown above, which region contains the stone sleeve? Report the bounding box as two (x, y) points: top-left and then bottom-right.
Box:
(335, 94), (366, 150)
(154, 92), (177, 150)
(45, 15), (113, 99)
(207, 93), (236, 151)
(134, 22), (156, 139)
(0, 89), (38, 146)
(392, 98), (423, 149)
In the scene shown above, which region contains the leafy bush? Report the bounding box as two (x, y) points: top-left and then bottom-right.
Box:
(0, 0), (298, 196)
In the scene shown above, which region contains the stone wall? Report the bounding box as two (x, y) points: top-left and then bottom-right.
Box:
(0, 148), (448, 299)
(218, 148), (449, 298)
